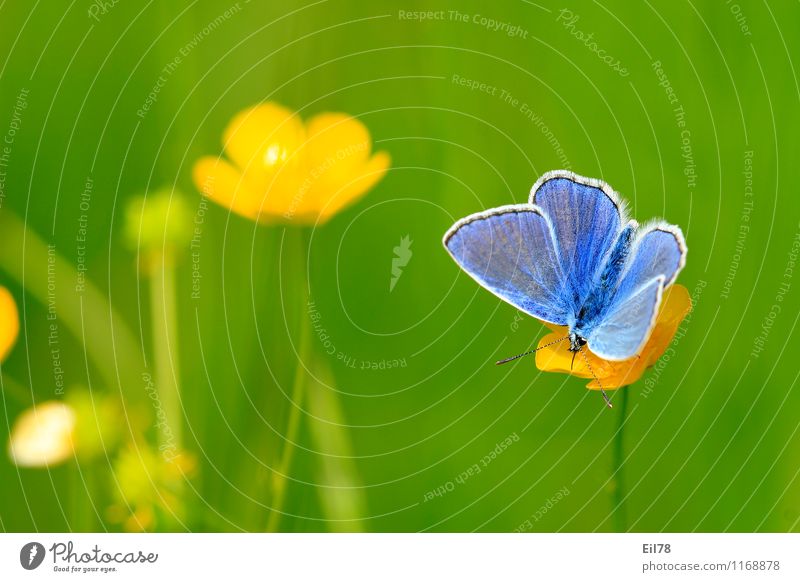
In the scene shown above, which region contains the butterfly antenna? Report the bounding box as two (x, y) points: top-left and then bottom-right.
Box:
(579, 347), (613, 409)
(495, 335), (569, 365)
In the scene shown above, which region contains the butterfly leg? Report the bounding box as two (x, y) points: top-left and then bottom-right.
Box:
(578, 347), (613, 409)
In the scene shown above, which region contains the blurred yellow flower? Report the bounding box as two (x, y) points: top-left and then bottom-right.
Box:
(124, 189), (193, 251)
(7, 401), (76, 467)
(0, 286), (19, 362)
(123, 189), (193, 272)
(108, 444), (195, 532)
(6, 389), (122, 468)
(193, 102), (390, 224)
(535, 284), (692, 389)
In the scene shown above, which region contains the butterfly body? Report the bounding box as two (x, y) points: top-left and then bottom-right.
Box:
(444, 170), (686, 364)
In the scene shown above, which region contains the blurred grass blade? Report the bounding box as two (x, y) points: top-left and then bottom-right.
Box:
(0, 210), (145, 406)
(306, 356), (367, 533)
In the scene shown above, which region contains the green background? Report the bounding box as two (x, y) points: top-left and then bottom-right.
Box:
(0, 0), (798, 532)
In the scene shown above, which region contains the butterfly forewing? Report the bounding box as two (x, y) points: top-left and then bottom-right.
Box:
(444, 205), (570, 326)
(531, 172), (625, 317)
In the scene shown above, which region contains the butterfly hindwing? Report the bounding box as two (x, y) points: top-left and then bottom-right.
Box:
(444, 205), (570, 325)
(587, 275), (665, 361)
(582, 223), (685, 360)
(614, 222), (687, 301)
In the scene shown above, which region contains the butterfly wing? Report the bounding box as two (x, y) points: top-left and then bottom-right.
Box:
(587, 275), (665, 360)
(614, 222), (687, 299)
(443, 205), (570, 325)
(530, 171), (626, 311)
(586, 223), (686, 360)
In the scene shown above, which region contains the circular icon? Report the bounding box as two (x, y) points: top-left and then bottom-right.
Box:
(19, 542), (45, 570)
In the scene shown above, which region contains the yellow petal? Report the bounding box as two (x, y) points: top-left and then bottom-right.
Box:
(315, 151), (391, 223)
(8, 401), (76, 467)
(641, 283), (691, 367)
(0, 287), (19, 362)
(535, 284), (692, 389)
(220, 104), (309, 222)
(298, 113), (389, 222)
(535, 329), (616, 383)
(305, 113), (372, 181)
(223, 103), (306, 181)
(193, 156), (263, 221)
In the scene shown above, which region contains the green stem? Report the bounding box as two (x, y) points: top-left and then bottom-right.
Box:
(266, 304), (310, 532)
(265, 228), (367, 532)
(267, 228), (309, 532)
(148, 249), (182, 452)
(612, 388), (629, 532)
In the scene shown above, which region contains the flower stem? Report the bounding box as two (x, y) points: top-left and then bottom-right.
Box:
(265, 228), (367, 532)
(612, 387), (629, 532)
(267, 229), (309, 532)
(148, 248), (182, 453)
(266, 309), (310, 532)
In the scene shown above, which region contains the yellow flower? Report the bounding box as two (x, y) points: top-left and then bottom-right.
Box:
(6, 389), (122, 467)
(0, 286), (19, 362)
(124, 189), (193, 253)
(123, 189), (193, 275)
(7, 401), (76, 467)
(535, 285), (692, 389)
(193, 102), (390, 224)
(108, 444), (195, 532)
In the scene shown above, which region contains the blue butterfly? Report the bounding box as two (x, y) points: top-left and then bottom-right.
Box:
(444, 170), (687, 405)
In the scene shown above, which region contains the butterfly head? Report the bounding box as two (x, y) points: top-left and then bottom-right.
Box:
(568, 332), (587, 353)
